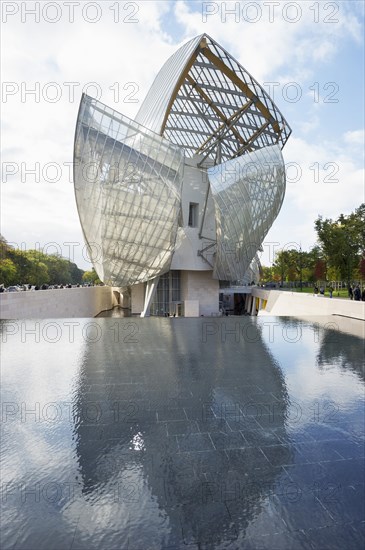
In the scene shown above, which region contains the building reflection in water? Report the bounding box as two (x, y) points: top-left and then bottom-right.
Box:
(72, 318), (292, 547)
(2, 316), (364, 549)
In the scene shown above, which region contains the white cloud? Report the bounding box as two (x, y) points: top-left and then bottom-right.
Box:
(344, 129), (365, 146)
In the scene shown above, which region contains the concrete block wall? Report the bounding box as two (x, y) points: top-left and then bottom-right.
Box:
(181, 270), (220, 316)
(0, 286), (117, 319)
(131, 283), (145, 315)
(183, 300), (200, 317)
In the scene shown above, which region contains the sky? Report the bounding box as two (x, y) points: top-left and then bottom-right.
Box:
(1, 0), (364, 269)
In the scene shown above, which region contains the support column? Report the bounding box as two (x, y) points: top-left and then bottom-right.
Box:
(246, 294), (252, 313)
(140, 276), (160, 318)
(251, 295), (256, 316)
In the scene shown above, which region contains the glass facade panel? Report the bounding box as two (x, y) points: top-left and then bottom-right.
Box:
(150, 271), (181, 316)
(208, 144), (286, 282)
(74, 95), (184, 287)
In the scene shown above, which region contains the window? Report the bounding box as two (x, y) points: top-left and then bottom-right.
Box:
(150, 271), (181, 316)
(188, 202), (199, 227)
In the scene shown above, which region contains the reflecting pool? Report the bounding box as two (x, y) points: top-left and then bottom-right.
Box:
(1, 316), (364, 549)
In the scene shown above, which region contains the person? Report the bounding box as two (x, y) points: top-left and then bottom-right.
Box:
(314, 285), (319, 296)
(353, 285), (361, 301)
(361, 288), (365, 302)
(327, 285), (333, 298)
(319, 286), (324, 296)
(348, 285), (353, 300)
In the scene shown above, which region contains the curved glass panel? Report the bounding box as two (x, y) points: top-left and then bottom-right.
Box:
(74, 95), (184, 287)
(208, 144), (285, 282)
(243, 254), (261, 285)
(135, 34), (291, 164)
(135, 35), (203, 134)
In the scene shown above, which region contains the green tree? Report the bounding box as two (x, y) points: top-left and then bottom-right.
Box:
(0, 236), (85, 286)
(315, 204), (364, 283)
(69, 262), (84, 284)
(82, 268), (101, 284)
(46, 255), (70, 285)
(259, 265), (274, 283)
(0, 258), (18, 286)
(272, 250), (291, 285)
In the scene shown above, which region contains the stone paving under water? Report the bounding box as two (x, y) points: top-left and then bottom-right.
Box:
(1, 316), (364, 549)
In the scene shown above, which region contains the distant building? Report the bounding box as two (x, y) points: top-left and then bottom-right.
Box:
(73, 34), (291, 316)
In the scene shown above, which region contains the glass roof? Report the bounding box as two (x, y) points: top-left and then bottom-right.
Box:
(135, 34), (292, 166)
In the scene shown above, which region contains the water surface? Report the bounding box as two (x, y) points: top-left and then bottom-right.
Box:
(1, 316), (364, 549)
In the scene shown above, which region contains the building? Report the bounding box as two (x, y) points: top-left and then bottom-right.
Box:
(73, 34), (291, 317)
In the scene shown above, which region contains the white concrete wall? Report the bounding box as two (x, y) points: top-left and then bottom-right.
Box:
(0, 286), (117, 319)
(252, 288), (365, 321)
(181, 270), (220, 316)
(183, 300), (200, 317)
(131, 283), (145, 315)
(171, 156), (216, 271)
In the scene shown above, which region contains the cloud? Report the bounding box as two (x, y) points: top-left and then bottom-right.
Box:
(344, 129), (365, 146)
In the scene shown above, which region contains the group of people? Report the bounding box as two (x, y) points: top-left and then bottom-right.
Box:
(313, 284), (365, 301)
(313, 285), (333, 297)
(348, 285), (365, 301)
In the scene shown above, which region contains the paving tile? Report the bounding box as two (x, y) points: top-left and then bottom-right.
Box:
(227, 494), (288, 537)
(304, 521), (365, 550)
(275, 492), (335, 531)
(209, 430), (246, 450)
(180, 502), (237, 546)
(226, 416), (262, 432)
(260, 444), (300, 467)
(318, 483), (365, 524)
(156, 407), (187, 422)
(240, 427), (284, 447)
(245, 527), (313, 549)
(166, 420), (200, 436)
(295, 441), (345, 463)
(226, 447), (270, 471)
(321, 458), (365, 486)
(183, 450), (230, 478)
(177, 433), (215, 453)
(197, 417), (231, 434)
(283, 462), (337, 493)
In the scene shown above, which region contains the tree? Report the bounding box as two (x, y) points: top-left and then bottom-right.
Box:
(0, 258), (18, 286)
(259, 265), (274, 283)
(0, 236), (85, 286)
(272, 249), (311, 284)
(82, 268), (101, 284)
(69, 262), (84, 284)
(315, 204), (365, 284)
(272, 250), (291, 285)
(314, 259), (326, 281)
(359, 257), (365, 281)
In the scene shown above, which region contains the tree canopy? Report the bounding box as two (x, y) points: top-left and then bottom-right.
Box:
(0, 236), (85, 286)
(260, 204), (365, 284)
(314, 204), (364, 283)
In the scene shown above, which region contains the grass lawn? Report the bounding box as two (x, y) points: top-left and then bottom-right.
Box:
(291, 287), (350, 298)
